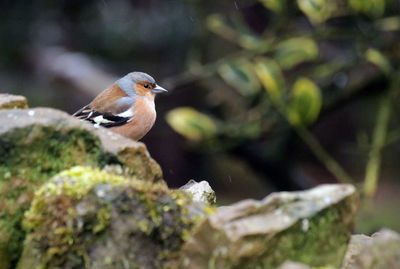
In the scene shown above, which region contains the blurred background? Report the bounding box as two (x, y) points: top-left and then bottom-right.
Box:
(1, 0), (400, 233)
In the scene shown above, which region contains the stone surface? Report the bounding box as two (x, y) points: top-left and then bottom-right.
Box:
(180, 184), (358, 269)
(0, 108), (162, 267)
(180, 180), (216, 205)
(341, 229), (400, 269)
(0, 94), (28, 109)
(18, 167), (207, 269)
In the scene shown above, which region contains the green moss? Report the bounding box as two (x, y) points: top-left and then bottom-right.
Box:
(23, 167), (136, 229)
(116, 146), (163, 182)
(19, 167), (204, 269)
(0, 127), (102, 183)
(0, 127), (104, 267)
(20, 167), (142, 268)
(93, 206), (111, 233)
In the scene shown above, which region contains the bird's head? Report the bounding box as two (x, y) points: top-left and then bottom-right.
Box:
(117, 72), (167, 99)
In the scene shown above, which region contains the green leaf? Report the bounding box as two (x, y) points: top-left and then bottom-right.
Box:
(166, 107), (217, 141)
(238, 33), (268, 51)
(259, 0), (287, 13)
(206, 14), (236, 40)
(206, 14), (228, 33)
(297, 0), (337, 24)
(376, 16), (400, 31)
(274, 37), (319, 69)
(312, 60), (344, 78)
(287, 77), (322, 126)
(206, 14), (267, 51)
(349, 0), (385, 18)
(253, 58), (285, 101)
(218, 58), (261, 96)
(366, 48), (392, 75)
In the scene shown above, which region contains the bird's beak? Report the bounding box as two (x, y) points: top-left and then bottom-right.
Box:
(152, 84), (168, 94)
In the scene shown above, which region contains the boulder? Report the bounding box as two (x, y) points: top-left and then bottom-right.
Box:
(18, 167), (208, 269)
(341, 229), (400, 269)
(0, 94), (28, 109)
(180, 184), (358, 269)
(0, 108), (162, 267)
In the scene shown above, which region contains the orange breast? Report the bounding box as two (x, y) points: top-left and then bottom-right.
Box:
(110, 97), (156, 140)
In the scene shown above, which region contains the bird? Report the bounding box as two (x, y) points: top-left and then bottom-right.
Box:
(73, 72), (167, 140)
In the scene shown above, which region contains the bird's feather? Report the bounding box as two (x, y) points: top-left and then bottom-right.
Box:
(73, 104), (131, 128)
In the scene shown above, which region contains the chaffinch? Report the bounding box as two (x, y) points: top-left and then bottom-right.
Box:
(73, 72), (167, 140)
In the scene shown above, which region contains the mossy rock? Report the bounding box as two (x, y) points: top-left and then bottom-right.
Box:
(0, 108), (162, 268)
(180, 184), (359, 269)
(18, 167), (205, 269)
(0, 94), (28, 109)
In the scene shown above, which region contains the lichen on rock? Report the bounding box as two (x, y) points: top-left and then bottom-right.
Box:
(18, 167), (207, 269)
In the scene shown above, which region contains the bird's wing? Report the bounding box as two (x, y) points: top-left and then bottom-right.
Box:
(73, 97), (136, 128)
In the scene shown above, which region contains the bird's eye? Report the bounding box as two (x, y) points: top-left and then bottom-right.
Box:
(143, 84), (149, 88)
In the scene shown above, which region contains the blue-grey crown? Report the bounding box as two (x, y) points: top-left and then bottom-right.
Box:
(129, 72), (155, 84)
(117, 71), (156, 97)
